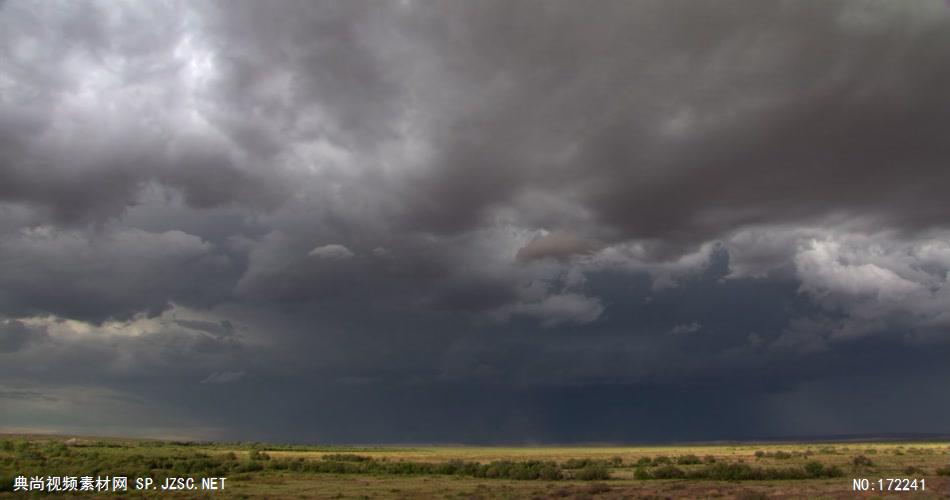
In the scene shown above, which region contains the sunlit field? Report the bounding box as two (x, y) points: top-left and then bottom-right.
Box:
(1, 435), (947, 499)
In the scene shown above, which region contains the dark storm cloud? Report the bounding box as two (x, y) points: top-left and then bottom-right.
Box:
(0, 319), (47, 353)
(363, 0), (950, 242)
(0, 1), (290, 225)
(0, 227), (238, 323)
(2, 0), (950, 442)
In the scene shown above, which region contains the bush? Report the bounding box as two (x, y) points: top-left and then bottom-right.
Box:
(803, 461), (842, 478)
(703, 455), (717, 464)
(248, 449), (270, 461)
(852, 455), (873, 467)
(651, 465), (686, 479)
(636, 461), (843, 481)
(935, 466), (950, 476)
(651, 456), (671, 466)
(903, 466), (923, 475)
(575, 465), (610, 481)
(539, 465), (562, 481)
(635, 457), (652, 466)
(562, 458), (593, 469)
(676, 454), (701, 465)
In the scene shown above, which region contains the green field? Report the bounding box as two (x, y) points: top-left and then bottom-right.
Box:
(1, 435), (948, 498)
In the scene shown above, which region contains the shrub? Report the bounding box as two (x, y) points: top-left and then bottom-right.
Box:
(935, 466), (950, 476)
(14, 441), (30, 454)
(651, 465), (686, 479)
(676, 454), (701, 465)
(903, 466), (923, 475)
(539, 465), (563, 481)
(248, 449), (270, 461)
(754, 450), (765, 458)
(803, 461), (842, 478)
(852, 455), (873, 467)
(651, 456), (671, 466)
(635, 457), (652, 466)
(562, 458), (592, 469)
(703, 455), (717, 464)
(613, 460), (843, 481)
(575, 465), (610, 481)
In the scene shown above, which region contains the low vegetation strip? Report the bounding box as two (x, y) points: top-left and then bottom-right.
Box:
(633, 461), (844, 481)
(0, 440), (607, 486)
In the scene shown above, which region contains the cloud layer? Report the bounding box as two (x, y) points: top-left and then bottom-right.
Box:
(2, 0), (950, 442)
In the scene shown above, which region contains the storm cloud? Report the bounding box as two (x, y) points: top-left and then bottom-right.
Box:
(2, 0), (950, 443)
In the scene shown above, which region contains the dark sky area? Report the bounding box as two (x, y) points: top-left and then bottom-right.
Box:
(2, 0), (950, 443)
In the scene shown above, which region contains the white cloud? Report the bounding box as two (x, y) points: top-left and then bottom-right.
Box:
(795, 239), (922, 301)
(510, 293), (604, 327)
(308, 243), (355, 260)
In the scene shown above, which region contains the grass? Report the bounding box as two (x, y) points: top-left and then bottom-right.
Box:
(0, 435), (947, 498)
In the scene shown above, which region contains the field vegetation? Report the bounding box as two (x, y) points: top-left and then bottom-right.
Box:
(0, 435), (947, 498)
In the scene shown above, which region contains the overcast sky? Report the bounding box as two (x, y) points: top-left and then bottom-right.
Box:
(2, 0), (950, 444)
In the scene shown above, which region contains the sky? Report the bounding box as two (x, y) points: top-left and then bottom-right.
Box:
(2, 0), (950, 444)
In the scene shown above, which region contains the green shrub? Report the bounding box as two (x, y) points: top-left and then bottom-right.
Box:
(676, 454), (701, 465)
(636, 461), (843, 480)
(574, 465), (610, 481)
(935, 466), (950, 476)
(635, 457), (652, 466)
(651, 465), (686, 479)
(852, 455), (873, 467)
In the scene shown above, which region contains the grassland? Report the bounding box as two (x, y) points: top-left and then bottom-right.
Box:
(1, 435), (947, 498)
